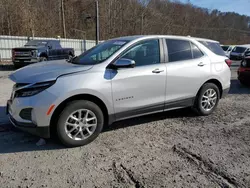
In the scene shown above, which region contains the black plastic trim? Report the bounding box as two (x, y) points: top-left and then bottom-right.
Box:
(221, 88), (230, 98)
(112, 98), (195, 122)
(9, 114), (50, 138)
(115, 103), (164, 121)
(165, 97), (195, 109)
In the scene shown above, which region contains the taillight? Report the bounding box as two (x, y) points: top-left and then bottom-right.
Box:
(225, 59), (232, 67)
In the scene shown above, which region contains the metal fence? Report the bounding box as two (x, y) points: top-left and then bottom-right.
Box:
(0, 35), (97, 61)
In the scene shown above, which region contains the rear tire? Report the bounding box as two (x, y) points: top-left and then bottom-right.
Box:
(193, 83), (220, 116)
(239, 79), (248, 86)
(57, 100), (104, 147)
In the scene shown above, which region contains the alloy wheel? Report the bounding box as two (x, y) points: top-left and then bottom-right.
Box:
(64, 109), (97, 141)
(201, 88), (217, 111)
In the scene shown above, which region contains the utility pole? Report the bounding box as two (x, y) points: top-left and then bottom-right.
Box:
(95, 0), (99, 45)
(61, 0), (66, 38)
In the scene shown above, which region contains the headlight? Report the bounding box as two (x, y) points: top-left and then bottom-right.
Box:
(15, 81), (55, 97)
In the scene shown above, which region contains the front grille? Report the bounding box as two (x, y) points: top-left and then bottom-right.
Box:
(19, 108), (32, 121)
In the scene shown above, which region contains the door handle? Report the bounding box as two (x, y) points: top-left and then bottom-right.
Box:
(152, 69), (164, 73)
(198, 62), (206, 67)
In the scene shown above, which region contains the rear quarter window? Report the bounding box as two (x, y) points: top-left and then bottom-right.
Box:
(198, 41), (225, 56)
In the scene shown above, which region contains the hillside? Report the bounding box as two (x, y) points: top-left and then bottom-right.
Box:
(0, 0), (249, 44)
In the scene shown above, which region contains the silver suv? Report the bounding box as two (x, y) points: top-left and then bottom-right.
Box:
(7, 35), (231, 147)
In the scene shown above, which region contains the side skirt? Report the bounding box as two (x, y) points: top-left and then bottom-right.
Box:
(110, 97), (195, 124)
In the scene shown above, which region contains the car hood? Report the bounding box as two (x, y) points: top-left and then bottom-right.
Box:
(9, 60), (93, 83)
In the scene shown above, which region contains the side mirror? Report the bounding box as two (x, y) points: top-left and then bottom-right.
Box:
(112, 58), (135, 69)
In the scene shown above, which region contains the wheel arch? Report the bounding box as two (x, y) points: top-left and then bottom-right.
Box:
(197, 79), (223, 99)
(39, 52), (48, 58)
(50, 94), (109, 137)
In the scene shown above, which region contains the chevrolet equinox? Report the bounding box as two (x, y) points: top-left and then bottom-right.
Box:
(7, 35), (231, 147)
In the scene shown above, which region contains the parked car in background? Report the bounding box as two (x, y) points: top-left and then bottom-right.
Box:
(238, 51), (250, 86)
(7, 35), (231, 147)
(221, 45), (234, 57)
(230, 45), (250, 60)
(12, 40), (75, 68)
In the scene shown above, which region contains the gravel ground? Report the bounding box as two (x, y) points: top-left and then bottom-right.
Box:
(0, 62), (250, 188)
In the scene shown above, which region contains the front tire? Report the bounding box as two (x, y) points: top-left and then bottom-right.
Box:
(193, 83), (220, 116)
(57, 100), (104, 147)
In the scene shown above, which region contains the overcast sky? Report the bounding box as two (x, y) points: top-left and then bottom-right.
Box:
(177, 0), (250, 16)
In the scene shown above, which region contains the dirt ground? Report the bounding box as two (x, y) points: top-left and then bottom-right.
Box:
(0, 62), (250, 188)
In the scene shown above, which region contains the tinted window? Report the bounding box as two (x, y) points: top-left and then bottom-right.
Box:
(232, 47), (247, 53)
(191, 43), (203, 59)
(198, 41), (225, 56)
(51, 41), (61, 48)
(24, 40), (47, 47)
(166, 39), (192, 62)
(221, 46), (229, 51)
(121, 39), (160, 66)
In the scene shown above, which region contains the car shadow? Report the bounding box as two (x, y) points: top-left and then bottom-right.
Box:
(229, 79), (250, 94)
(0, 106), (196, 154)
(103, 108), (196, 133)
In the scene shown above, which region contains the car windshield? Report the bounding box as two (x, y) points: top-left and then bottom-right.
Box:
(24, 40), (48, 47)
(198, 41), (225, 56)
(72, 39), (129, 65)
(221, 46), (229, 51)
(232, 47), (247, 53)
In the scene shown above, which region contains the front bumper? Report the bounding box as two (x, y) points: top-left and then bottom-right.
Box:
(8, 113), (50, 138)
(5, 88), (58, 138)
(13, 58), (39, 66)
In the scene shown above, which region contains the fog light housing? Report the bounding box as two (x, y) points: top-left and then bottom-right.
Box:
(19, 108), (32, 121)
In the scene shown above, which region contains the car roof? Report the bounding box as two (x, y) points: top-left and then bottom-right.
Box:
(236, 44), (250, 48)
(30, 39), (58, 42)
(111, 35), (219, 43)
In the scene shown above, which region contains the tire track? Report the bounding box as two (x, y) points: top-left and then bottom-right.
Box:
(173, 144), (246, 188)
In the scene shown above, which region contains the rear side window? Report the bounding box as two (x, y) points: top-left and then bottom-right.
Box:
(191, 43), (203, 59)
(166, 39), (192, 62)
(198, 41), (225, 56)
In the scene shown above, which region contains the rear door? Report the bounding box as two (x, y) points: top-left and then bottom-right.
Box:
(110, 39), (167, 120)
(163, 38), (211, 108)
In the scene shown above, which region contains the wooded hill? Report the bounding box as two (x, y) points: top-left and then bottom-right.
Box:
(0, 0), (250, 44)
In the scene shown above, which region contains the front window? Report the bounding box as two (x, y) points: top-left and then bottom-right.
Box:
(72, 40), (129, 65)
(121, 39), (160, 66)
(24, 40), (48, 47)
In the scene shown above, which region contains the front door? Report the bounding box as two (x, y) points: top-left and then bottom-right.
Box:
(110, 39), (167, 120)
